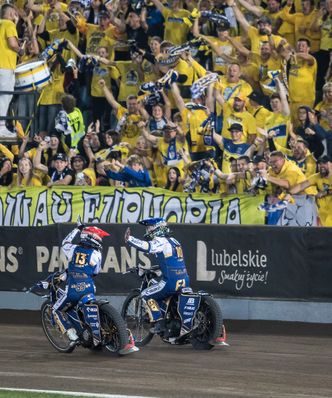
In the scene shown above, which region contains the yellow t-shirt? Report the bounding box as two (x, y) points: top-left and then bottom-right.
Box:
(268, 158), (310, 194)
(162, 8), (191, 45)
(141, 59), (158, 83)
(288, 57), (317, 104)
(115, 61), (141, 103)
(251, 53), (283, 96)
(91, 64), (119, 97)
(248, 105), (272, 129)
(11, 173), (43, 187)
(0, 19), (18, 70)
(247, 26), (284, 55)
(308, 172), (332, 226)
(180, 106), (213, 154)
(39, 64), (64, 105)
(319, 15), (332, 51)
(279, 7), (321, 53)
(155, 137), (190, 185)
(265, 112), (291, 148)
(83, 24), (117, 58)
(221, 103), (257, 141)
(49, 29), (79, 63)
(205, 36), (235, 74)
(40, 3), (68, 31)
(116, 106), (144, 147)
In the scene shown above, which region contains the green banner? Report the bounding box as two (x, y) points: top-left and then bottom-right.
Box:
(0, 186), (265, 226)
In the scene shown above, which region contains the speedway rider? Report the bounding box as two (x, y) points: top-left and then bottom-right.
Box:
(52, 220), (109, 346)
(125, 217), (190, 334)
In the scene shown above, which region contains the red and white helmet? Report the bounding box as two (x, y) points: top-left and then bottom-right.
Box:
(80, 226), (110, 250)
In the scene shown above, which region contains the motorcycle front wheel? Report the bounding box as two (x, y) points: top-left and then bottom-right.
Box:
(121, 291), (154, 347)
(99, 303), (128, 354)
(190, 295), (223, 350)
(41, 300), (75, 353)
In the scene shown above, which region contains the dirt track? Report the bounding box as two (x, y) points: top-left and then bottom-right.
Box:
(1, 311), (332, 398)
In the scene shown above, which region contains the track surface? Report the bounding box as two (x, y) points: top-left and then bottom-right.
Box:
(1, 311), (332, 398)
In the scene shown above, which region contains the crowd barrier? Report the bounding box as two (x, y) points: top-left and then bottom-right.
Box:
(1, 224), (332, 301)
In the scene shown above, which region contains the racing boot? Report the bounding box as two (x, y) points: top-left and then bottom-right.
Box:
(66, 327), (79, 347)
(150, 319), (166, 335)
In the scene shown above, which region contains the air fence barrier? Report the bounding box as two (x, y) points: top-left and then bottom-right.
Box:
(1, 224), (332, 323)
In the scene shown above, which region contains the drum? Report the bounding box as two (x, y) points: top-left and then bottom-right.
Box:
(15, 61), (51, 92)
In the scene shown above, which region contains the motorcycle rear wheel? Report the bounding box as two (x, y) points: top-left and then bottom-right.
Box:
(190, 295), (223, 350)
(41, 300), (75, 353)
(122, 291), (153, 347)
(99, 304), (128, 354)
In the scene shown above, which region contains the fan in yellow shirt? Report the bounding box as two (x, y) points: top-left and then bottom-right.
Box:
(100, 79), (149, 148)
(11, 158), (44, 187)
(75, 10), (118, 56)
(262, 150), (313, 196)
(232, 4), (286, 55)
(278, 0), (321, 53)
(290, 155), (332, 226)
(149, 0), (191, 45)
(288, 38), (317, 116)
(219, 92), (257, 144)
(192, 17), (235, 75)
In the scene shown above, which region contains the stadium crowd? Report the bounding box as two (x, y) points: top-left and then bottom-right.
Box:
(0, 0), (331, 225)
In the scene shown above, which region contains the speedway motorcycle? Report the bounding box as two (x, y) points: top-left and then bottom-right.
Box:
(122, 266), (228, 349)
(28, 272), (136, 355)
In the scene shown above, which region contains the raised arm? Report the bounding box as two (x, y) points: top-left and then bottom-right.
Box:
(237, 0), (263, 17)
(139, 122), (158, 145)
(33, 141), (49, 173)
(99, 79), (121, 111)
(231, 2), (251, 33)
(149, 0), (165, 14)
(171, 82), (186, 113)
(276, 77), (290, 117)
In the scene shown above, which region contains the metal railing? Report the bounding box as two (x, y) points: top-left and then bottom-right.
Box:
(0, 89), (39, 139)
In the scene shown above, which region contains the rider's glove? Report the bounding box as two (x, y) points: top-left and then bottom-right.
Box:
(37, 281), (49, 290)
(77, 215), (85, 231)
(136, 266), (145, 277)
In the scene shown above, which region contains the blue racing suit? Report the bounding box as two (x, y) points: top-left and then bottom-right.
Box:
(126, 234), (190, 322)
(52, 228), (102, 345)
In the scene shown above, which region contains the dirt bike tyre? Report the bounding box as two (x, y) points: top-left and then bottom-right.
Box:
(41, 300), (75, 353)
(190, 295), (223, 350)
(99, 303), (128, 354)
(122, 290), (154, 347)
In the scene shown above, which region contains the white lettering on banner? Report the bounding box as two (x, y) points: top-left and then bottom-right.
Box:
(141, 191), (155, 220)
(196, 241), (269, 290)
(121, 191), (142, 222)
(82, 192), (101, 223)
(196, 241), (216, 281)
(34, 245), (151, 273)
(99, 195), (114, 223)
(51, 191), (73, 223)
(163, 197), (183, 222)
(36, 246), (68, 272)
(0, 246), (19, 272)
(209, 200), (224, 224)
(33, 190), (48, 226)
(226, 198), (240, 224)
(184, 197), (206, 223)
(4, 192), (31, 226)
